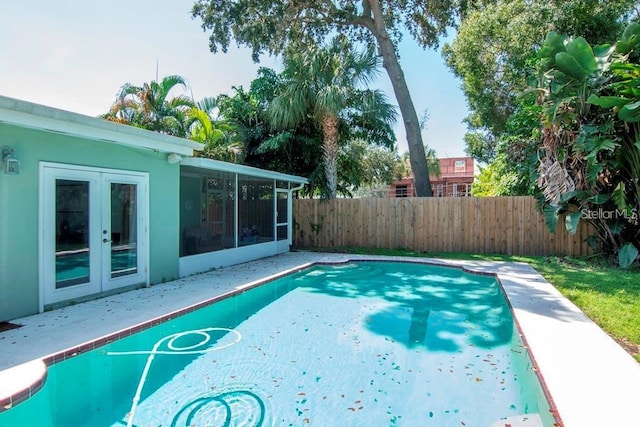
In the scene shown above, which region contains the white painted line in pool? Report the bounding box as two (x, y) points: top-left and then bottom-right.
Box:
(107, 327), (241, 427)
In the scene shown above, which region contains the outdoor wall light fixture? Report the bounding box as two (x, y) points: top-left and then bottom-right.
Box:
(1, 145), (19, 175)
(167, 153), (182, 164)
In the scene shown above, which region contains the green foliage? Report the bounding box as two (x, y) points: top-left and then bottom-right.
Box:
(215, 76), (324, 192)
(463, 128), (496, 164)
(214, 60), (399, 199)
(534, 23), (640, 267)
(191, 0), (462, 197)
(470, 163), (500, 197)
(338, 139), (397, 197)
(103, 76), (246, 162)
(103, 75), (194, 137)
(191, 0), (457, 59)
(619, 243), (640, 268)
(565, 211), (582, 235)
(268, 36), (397, 199)
(471, 157), (530, 197)
(445, 0), (637, 167)
(187, 98), (245, 163)
(542, 203), (559, 233)
(616, 22), (640, 54)
(470, 95), (541, 196)
(394, 148), (440, 181)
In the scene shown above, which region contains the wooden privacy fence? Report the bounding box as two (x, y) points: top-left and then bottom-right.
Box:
(292, 196), (594, 256)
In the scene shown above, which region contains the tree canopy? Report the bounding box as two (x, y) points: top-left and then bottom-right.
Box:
(191, 0), (463, 196)
(212, 65), (400, 198)
(445, 0), (638, 198)
(445, 0), (638, 147)
(187, 97), (245, 163)
(103, 75), (194, 137)
(534, 23), (640, 266)
(268, 36), (397, 198)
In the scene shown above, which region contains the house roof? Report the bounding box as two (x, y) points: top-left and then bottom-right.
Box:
(0, 95), (202, 156)
(181, 157), (308, 184)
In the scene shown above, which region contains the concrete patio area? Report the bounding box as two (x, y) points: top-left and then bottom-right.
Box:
(1, 251), (639, 426)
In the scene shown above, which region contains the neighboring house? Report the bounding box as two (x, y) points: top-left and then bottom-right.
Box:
(0, 96), (307, 321)
(389, 157), (474, 198)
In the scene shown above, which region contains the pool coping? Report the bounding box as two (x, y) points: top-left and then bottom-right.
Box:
(0, 252), (639, 425)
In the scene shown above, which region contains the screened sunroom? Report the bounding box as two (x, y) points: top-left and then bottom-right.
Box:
(178, 157), (308, 276)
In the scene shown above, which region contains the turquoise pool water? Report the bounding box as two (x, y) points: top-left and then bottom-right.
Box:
(0, 262), (556, 426)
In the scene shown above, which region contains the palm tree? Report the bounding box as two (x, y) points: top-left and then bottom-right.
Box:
(104, 75), (194, 137)
(187, 97), (245, 163)
(268, 36), (397, 198)
(396, 148), (440, 181)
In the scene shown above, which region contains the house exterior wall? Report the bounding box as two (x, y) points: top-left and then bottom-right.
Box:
(389, 157), (475, 198)
(0, 123), (181, 321)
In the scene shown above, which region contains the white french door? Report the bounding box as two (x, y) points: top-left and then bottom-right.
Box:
(40, 164), (148, 307)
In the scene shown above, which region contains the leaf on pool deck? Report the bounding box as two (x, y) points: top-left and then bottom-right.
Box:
(475, 377), (482, 382)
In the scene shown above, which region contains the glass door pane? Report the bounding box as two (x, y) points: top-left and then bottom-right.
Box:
(55, 179), (91, 288)
(110, 183), (138, 278)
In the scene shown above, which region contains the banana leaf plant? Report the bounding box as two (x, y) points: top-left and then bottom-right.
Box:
(534, 23), (640, 267)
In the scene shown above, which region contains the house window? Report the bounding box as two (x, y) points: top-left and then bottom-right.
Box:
(395, 185), (409, 198)
(454, 160), (466, 173)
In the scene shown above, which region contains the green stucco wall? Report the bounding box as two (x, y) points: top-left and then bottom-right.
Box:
(0, 123), (181, 321)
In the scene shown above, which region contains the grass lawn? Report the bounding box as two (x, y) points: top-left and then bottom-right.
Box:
(317, 247), (640, 362)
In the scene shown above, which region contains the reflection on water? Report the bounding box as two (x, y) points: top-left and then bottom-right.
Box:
(299, 262), (513, 351)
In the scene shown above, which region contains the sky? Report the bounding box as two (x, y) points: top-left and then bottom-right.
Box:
(0, 0), (469, 158)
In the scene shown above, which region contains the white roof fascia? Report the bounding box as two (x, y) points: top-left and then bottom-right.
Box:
(180, 157), (309, 184)
(0, 95), (202, 156)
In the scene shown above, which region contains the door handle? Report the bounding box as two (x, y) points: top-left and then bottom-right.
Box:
(103, 238), (112, 243)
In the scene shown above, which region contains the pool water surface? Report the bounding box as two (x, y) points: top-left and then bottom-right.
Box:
(0, 261), (555, 426)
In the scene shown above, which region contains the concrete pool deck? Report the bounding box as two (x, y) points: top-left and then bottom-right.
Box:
(0, 251), (639, 426)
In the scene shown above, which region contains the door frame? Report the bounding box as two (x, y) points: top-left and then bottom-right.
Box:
(101, 172), (148, 292)
(38, 162), (149, 312)
(275, 188), (290, 252)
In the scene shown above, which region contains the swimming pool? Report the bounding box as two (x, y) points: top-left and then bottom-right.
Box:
(0, 261), (557, 426)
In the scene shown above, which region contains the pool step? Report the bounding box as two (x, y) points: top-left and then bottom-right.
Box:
(0, 359), (47, 412)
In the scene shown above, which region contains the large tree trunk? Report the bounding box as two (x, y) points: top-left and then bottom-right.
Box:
(361, 1), (433, 197)
(321, 114), (340, 199)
